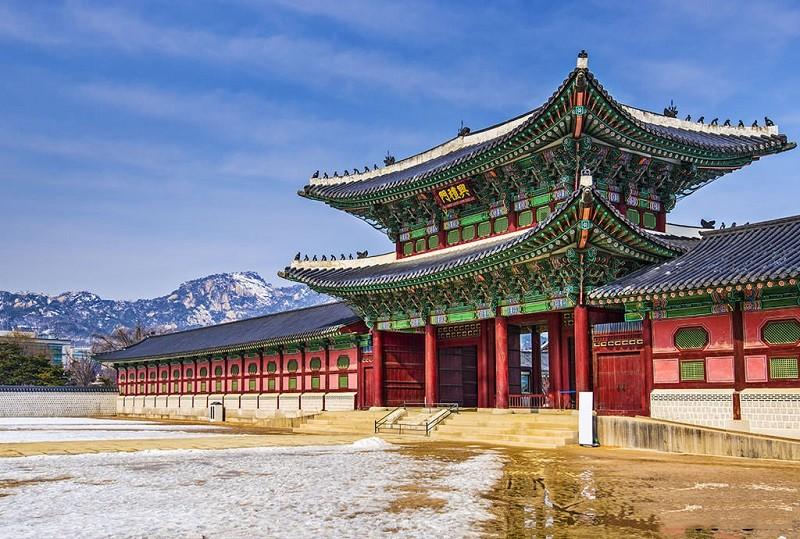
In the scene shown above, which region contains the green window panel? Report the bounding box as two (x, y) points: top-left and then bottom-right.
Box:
(187, 382), (193, 392)
(460, 211), (489, 226)
(200, 382), (207, 392)
(173, 369), (180, 379)
(249, 379), (257, 391)
(311, 376), (320, 389)
(403, 242), (413, 256)
(161, 383), (167, 392)
(769, 357), (799, 379)
(494, 216), (509, 233)
(172, 382), (178, 392)
(447, 229), (461, 245)
(462, 224), (476, 241)
(762, 320), (800, 345)
(410, 226), (426, 239)
(536, 206), (551, 222)
(161, 371), (168, 379)
(626, 208), (641, 225)
(338, 374), (349, 389)
(287, 359), (298, 372)
(680, 360), (705, 381)
(428, 235), (439, 249)
(215, 381), (222, 392)
(267, 362), (277, 373)
(248, 363), (258, 374)
(415, 238), (426, 253)
(337, 355), (351, 369)
(231, 380), (238, 392)
(310, 357), (322, 371)
(186, 369), (194, 378)
(288, 377), (297, 390)
(518, 209), (533, 228)
(199, 367), (208, 377)
(230, 365), (240, 375)
(674, 327), (709, 350)
(477, 221), (491, 238)
(643, 212), (657, 229)
(267, 378), (276, 391)
(214, 366), (223, 376)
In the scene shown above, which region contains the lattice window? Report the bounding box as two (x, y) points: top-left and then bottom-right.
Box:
(477, 221), (491, 238)
(447, 229), (460, 245)
(643, 212), (657, 229)
(267, 362), (277, 373)
(287, 360), (298, 372)
(626, 208), (640, 225)
(288, 377), (297, 390)
(494, 216), (509, 233)
(310, 357), (322, 371)
(680, 360), (705, 381)
(762, 320), (800, 345)
(415, 238), (426, 253)
(769, 357), (799, 379)
(248, 364), (257, 374)
(462, 224), (476, 241)
(337, 355), (350, 369)
(338, 374), (349, 389)
(311, 376), (320, 389)
(268, 378), (276, 391)
(536, 206), (551, 222)
(403, 242), (413, 256)
(674, 327), (709, 350)
(428, 235), (439, 249)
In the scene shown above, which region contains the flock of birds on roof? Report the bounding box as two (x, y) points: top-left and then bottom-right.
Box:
(663, 101), (773, 128)
(311, 153), (397, 180)
(294, 251), (369, 262)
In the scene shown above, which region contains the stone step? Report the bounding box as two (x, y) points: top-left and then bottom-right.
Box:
(432, 431), (572, 446)
(440, 426), (577, 437)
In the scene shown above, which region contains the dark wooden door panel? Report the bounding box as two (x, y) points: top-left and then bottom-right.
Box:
(595, 352), (646, 416)
(438, 346), (478, 407)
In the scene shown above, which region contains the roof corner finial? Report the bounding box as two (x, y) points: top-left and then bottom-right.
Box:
(577, 49), (589, 69)
(384, 151), (395, 166)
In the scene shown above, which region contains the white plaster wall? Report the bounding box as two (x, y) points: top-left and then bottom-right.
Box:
(279, 393), (301, 411)
(324, 392), (357, 411)
(650, 389), (734, 428)
(0, 390), (117, 417)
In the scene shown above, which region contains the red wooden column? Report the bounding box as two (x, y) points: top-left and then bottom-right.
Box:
(642, 314), (654, 416)
(299, 346), (306, 392)
(372, 329), (385, 407)
(495, 314), (509, 409)
(477, 319), (490, 407)
(574, 305), (591, 393)
(732, 305), (745, 420)
(322, 342), (330, 391)
(547, 313), (563, 408)
(531, 328), (542, 394)
(424, 324), (438, 406)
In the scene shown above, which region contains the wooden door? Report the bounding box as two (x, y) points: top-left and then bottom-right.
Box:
(594, 352), (646, 416)
(438, 346), (478, 407)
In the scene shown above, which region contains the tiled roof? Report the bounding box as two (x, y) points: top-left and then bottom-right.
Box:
(96, 302), (361, 363)
(590, 215), (800, 300)
(282, 188), (684, 291)
(302, 66), (792, 202)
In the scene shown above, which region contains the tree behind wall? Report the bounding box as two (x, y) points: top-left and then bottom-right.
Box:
(0, 342), (68, 386)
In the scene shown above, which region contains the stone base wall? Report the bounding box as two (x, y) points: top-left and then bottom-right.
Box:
(650, 389), (734, 428)
(0, 388), (117, 417)
(116, 392), (357, 423)
(741, 389), (800, 438)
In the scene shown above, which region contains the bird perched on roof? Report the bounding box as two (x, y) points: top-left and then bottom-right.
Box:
(356, 250), (369, 259)
(723, 119), (731, 127)
(373, 164), (378, 170)
(303, 255), (309, 261)
(312, 255), (318, 261)
(731, 222), (736, 228)
(340, 254), (346, 260)
(697, 116), (705, 124)
(353, 169), (359, 175)
(752, 120), (759, 128)
(311, 170), (319, 178)
(710, 118), (719, 126)
(343, 170), (349, 176)
(321, 255), (327, 261)
(364, 166), (370, 173)
(333, 171), (339, 177)
(684, 114), (691, 121)
(765, 116), (774, 127)
(323, 172), (329, 179)
(700, 219), (716, 229)
(738, 120), (745, 128)
(294, 252), (301, 261)
(720, 222), (726, 229)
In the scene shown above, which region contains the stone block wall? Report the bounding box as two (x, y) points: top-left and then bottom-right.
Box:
(0, 387), (117, 417)
(741, 389), (800, 438)
(650, 389), (734, 428)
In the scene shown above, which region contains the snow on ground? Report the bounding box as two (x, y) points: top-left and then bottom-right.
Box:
(0, 438), (502, 538)
(0, 418), (227, 443)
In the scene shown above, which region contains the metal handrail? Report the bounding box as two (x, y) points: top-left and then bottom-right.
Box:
(423, 402), (459, 436)
(374, 405), (406, 433)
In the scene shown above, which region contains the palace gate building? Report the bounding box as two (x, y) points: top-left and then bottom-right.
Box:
(101, 52), (800, 436)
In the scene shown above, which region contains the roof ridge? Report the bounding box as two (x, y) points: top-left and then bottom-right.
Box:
(132, 301), (345, 342)
(699, 214), (800, 237)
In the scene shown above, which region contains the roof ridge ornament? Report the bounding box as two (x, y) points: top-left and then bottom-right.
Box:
(577, 49), (589, 69)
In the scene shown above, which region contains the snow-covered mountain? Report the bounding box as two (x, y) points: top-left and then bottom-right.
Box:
(0, 272), (333, 345)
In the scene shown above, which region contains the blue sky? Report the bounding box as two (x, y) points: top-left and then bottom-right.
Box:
(1, 0), (799, 299)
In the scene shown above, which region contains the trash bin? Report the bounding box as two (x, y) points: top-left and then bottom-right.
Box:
(209, 401), (224, 422)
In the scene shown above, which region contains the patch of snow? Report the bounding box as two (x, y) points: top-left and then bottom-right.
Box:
(0, 418), (227, 443)
(350, 436), (395, 451)
(0, 442), (502, 538)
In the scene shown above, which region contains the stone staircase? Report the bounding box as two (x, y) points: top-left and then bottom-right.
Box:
(293, 410), (387, 436)
(293, 408), (579, 449)
(431, 409), (579, 449)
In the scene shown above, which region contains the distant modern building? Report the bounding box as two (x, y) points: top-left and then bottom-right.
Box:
(0, 330), (72, 367)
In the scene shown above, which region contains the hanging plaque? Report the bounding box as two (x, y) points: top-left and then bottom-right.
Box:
(433, 180), (476, 209)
